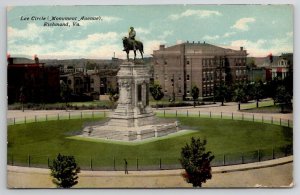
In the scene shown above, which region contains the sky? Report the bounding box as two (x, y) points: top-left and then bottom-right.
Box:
(7, 5), (293, 59)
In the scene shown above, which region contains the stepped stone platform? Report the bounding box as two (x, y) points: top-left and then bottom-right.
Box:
(82, 119), (180, 141)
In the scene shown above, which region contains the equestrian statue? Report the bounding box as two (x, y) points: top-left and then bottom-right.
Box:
(122, 27), (144, 61)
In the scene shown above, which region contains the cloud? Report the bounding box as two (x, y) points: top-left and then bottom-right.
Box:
(231, 17), (256, 31)
(8, 23), (53, 41)
(158, 30), (173, 39)
(134, 27), (151, 35)
(144, 40), (166, 55)
(229, 38), (292, 57)
(169, 9), (221, 20)
(68, 32), (119, 51)
(202, 31), (236, 41)
(8, 31), (122, 59)
(202, 35), (220, 40)
(223, 31), (236, 38)
(176, 40), (183, 44)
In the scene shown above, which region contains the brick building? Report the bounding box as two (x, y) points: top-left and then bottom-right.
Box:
(7, 56), (60, 104)
(152, 42), (248, 100)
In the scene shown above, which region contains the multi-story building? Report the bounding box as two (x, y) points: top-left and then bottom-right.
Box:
(152, 42), (248, 100)
(89, 69), (118, 95)
(7, 56), (60, 104)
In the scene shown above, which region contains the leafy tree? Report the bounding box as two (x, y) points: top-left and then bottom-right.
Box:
(191, 85), (199, 107)
(265, 77), (281, 104)
(252, 81), (264, 108)
(150, 81), (164, 108)
(214, 81), (228, 106)
(60, 80), (70, 109)
(49, 154), (80, 188)
(233, 83), (247, 110)
(274, 85), (292, 113)
(180, 137), (215, 187)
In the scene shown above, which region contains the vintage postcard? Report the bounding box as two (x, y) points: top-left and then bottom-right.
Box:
(7, 4), (293, 188)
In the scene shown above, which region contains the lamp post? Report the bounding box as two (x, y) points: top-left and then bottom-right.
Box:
(172, 74), (175, 102)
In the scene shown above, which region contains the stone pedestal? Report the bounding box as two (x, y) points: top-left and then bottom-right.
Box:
(107, 62), (155, 127)
(82, 61), (179, 141)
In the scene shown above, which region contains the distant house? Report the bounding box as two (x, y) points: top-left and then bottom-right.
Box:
(270, 53), (293, 80)
(7, 56), (60, 104)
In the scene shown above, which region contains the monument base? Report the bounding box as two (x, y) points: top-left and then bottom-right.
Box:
(81, 60), (181, 141)
(82, 119), (180, 141)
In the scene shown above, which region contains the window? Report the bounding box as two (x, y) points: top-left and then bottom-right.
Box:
(187, 90), (190, 94)
(178, 76), (181, 80)
(187, 74), (190, 81)
(178, 89), (182, 93)
(137, 84), (142, 102)
(186, 60), (190, 65)
(164, 60), (167, 65)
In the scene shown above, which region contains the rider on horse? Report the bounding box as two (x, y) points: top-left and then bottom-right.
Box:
(124, 27), (136, 51)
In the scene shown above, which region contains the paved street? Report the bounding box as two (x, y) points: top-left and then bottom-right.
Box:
(7, 157), (293, 188)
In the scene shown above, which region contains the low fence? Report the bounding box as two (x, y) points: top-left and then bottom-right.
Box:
(155, 109), (293, 128)
(7, 111), (108, 125)
(7, 109), (293, 128)
(7, 144), (292, 171)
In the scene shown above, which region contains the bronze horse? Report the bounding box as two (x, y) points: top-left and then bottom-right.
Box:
(122, 37), (143, 61)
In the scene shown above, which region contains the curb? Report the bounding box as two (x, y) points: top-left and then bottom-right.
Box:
(7, 156), (293, 177)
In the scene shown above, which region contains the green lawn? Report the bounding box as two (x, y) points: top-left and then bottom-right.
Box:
(7, 117), (292, 169)
(240, 99), (274, 109)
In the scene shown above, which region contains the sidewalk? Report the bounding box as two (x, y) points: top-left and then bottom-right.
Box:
(7, 156), (293, 188)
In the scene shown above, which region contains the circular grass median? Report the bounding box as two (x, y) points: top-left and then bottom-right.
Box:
(7, 117), (292, 170)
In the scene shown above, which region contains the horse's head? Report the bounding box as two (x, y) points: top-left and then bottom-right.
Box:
(122, 37), (129, 50)
(122, 36), (128, 43)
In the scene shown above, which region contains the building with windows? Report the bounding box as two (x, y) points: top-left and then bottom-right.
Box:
(152, 42), (248, 100)
(7, 56), (60, 104)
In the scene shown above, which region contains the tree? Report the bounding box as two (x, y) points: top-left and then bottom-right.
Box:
(180, 137), (215, 187)
(149, 82), (164, 108)
(60, 80), (70, 109)
(274, 85), (292, 113)
(191, 85), (199, 107)
(233, 83), (247, 110)
(252, 81), (264, 108)
(214, 81), (228, 106)
(49, 154), (80, 188)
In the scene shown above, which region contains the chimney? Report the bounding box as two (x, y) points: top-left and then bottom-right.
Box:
(240, 47), (243, 51)
(34, 54), (39, 64)
(7, 54), (13, 65)
(159, 45), (165, 50)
